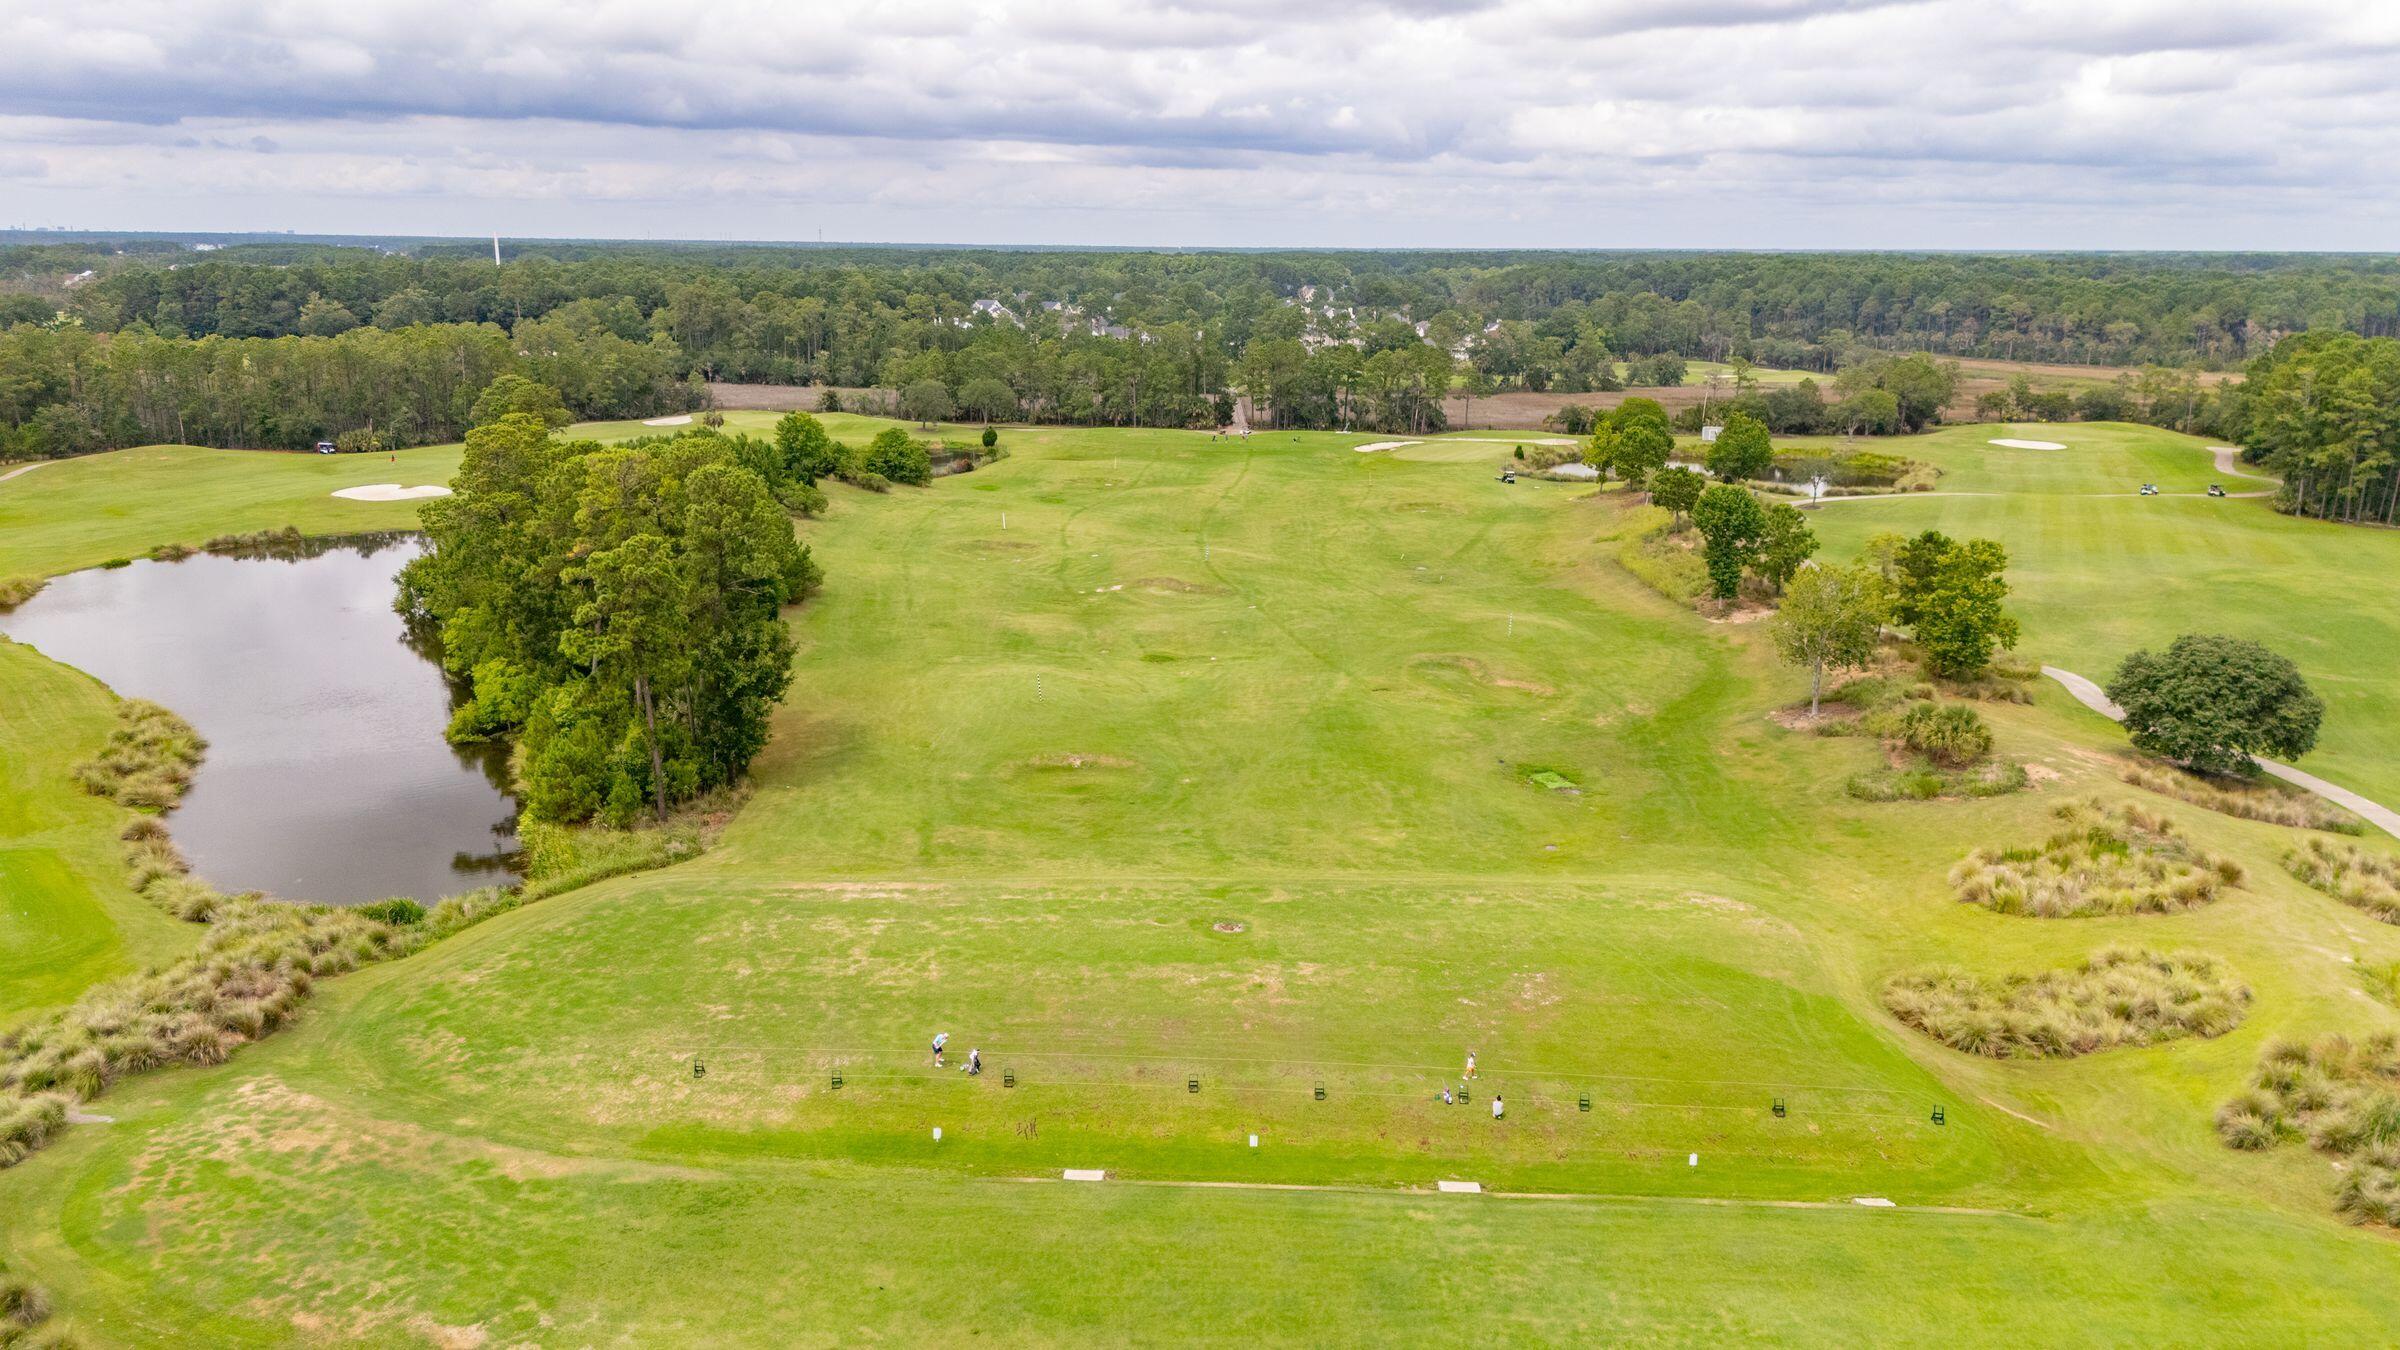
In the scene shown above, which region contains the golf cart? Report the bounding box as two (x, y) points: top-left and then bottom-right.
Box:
(1497, 468), (1517, 484)
(2138, 483), (2159, 496)
(315, 440), (339, 454)
(2207, 483), (2227, 498)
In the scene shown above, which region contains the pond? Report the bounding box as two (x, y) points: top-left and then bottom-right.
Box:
(0, 536), (519, 904)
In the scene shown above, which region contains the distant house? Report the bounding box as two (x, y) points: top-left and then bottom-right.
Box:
(1700, 425), (1724, 443)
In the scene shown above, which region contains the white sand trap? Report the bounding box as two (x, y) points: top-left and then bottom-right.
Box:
(1988, 437), (2066, 450)
(1354, 440), (1417, 453)
(332, 483), (453, 502)
(643, 413), (695, 426)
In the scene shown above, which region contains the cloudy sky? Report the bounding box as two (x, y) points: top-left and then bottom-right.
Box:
(1, 0), (2393, 248)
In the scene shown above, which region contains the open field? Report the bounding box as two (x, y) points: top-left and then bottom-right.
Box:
(7, 418), (2400, 1340)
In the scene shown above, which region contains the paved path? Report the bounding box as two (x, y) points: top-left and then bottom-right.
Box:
(2042, 665), (2400, 840)
(2207, 445), (2279, 483)
(0, 460), (52, 485)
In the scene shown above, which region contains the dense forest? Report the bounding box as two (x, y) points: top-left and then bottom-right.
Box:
(2229, 331), (2400, 526)
(6, 240), (2400, 457)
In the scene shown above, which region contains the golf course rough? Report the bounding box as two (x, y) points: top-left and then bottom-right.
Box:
(5, 418), (2400, 1340)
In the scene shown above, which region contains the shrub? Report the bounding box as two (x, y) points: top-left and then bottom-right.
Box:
(1884, 947), (2248, 1058)
(849, 470), (892, 494)
(1949, 798), (2241, 917)
(1894, 701), (1992, 767)
(356, 897), (427, 926)
(2121, 763), (2361, 834)
(781, 480), (829, 517)
(2283, 838), (2400, 924)
(202, 525), (305, 556)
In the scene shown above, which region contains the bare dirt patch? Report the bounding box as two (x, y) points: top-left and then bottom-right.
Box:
(1124, 576), (1224, 595)
(1410, 654), (1554, 696)
(1025, 753), (1137, 771)
(1770, 704), (1862, 733)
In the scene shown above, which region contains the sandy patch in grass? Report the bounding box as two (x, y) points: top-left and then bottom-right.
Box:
(1123, 576), (1225, 594)
(1770, 704), (1862, 732)
(332, 483), (452, 501)
(643, 413), (695, 426)
(1988, 438), (2067, 450)
(1025, 752), (1137, 770)
(1354, 440), (1417, 453)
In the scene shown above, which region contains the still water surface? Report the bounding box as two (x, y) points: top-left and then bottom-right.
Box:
(0, 537), (519, 903)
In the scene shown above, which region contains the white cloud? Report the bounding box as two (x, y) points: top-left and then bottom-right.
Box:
(0, 0), (2392, 246)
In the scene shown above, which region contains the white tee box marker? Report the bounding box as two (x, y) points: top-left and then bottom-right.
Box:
(1688, 1153), (1698, 1167)
(1435, 1180), (1482, 1194)
(1063, 1168), (1107, 1182)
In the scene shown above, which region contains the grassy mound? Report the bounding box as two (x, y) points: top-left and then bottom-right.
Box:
(2122, 763), (2362, 834)
(1884, 947), (2249, 1058)
(2282, 838), (2400, 924)
(69, 699), (206, 811)
(2217, 1034), (2400, 1225)
(1950, 799), (2242, 917)
(0, 575), (41, 612)
(1814, 687), (2028, 802)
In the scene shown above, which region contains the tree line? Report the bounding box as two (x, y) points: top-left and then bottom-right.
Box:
(17, 241), (2400, 456)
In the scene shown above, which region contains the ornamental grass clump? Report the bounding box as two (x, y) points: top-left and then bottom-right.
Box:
(1949, 798), (2242, 917)
(1883, 947), (2248, 1059)
(2122, 763), (2362, 834)
(2283, 838), (2400, 924)
(2217, 1033), (2400, 1226)
(0, 897), (407, 1108)
(71, 700), (206, 810)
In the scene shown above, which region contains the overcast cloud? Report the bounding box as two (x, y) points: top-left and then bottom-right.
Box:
(1, 0), (2394, 247)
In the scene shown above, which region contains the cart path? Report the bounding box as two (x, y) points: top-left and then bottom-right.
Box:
(2042, 665), (2400, 840)
(0, 460), (52, 485)
(2207, 445), (2279, 483)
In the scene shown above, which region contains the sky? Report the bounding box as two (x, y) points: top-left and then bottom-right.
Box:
(1, 0), (2395, 250)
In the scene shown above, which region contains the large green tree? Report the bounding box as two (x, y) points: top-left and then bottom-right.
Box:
(2106, 634), (2325, 776)
(1691, 484), (1768, 601)
(1890, 530), (2019, 679)
(1706, 412), (1774, 482)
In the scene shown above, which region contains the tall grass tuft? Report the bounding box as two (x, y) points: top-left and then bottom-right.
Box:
(0, 576), (44, 612)
(2122, 763), (2362, 834)
(71, 700), (207, 810)
(2218, 1032), (2400, 1226)
(1949, 798), (2241, 917)
(0, 1255), (61, 1344)
(2283, 838), (2400, 924)
(1884, 947), (2249, 1058)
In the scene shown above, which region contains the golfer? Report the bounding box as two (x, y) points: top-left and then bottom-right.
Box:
(1464, 1050), (1477, 1079)
(1491, 1094), (1504, 1121)
(931, 1032), (949, 1067)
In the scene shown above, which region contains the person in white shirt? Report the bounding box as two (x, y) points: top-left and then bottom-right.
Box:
(1491, 1094), (1504, 1120)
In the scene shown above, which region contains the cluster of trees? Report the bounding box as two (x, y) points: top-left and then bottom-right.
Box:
(2226, 331), (2400, 525)
(1691, 485), (1817, 601)
(1768, 530), (2022, 710)
(0, 318), (697, 459)
(400, 411), (822, 824)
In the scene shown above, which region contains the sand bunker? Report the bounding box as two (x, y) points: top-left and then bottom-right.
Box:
(643, 414), (694, 426)
(1988, 438), (2066, 450)
(332, 484), (452, 502)
(1354, 440), (1417, 453)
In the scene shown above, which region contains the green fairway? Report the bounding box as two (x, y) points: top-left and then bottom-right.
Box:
(8, 418), (2400, 1341)
(0, 641), (192, 1026)
(1803, 423), (2400, 809)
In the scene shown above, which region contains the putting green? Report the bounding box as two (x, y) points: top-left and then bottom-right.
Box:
(7, 419), (2400, 1341)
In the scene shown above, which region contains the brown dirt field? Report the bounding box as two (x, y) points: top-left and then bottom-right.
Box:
(707, 382), (878, 411)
